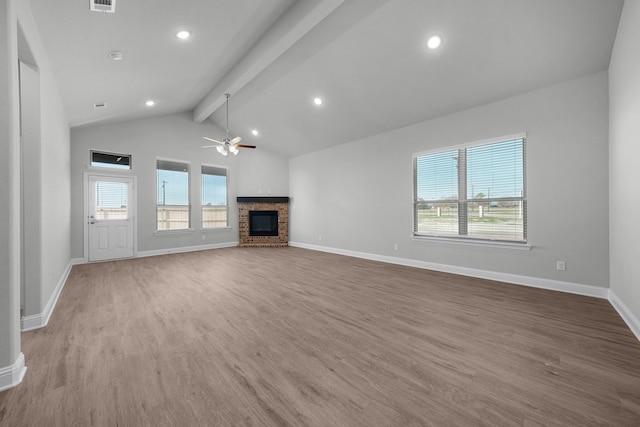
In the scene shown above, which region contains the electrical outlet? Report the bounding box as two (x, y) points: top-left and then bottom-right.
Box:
(318, 235), (322, 241)
(201, 235), (205, 241)
(394, 243), (399, 251)
(556, 261), (566, 271)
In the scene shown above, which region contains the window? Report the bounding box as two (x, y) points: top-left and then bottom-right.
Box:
(413, 134), (526, 243)
(94, 180), (128, 220)
(91, 151), (131, 169)
(201, 165), (228, 228)
(156, 159), (190, 231)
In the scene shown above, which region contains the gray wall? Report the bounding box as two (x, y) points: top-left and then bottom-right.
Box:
(610, 1), (640, 322)
(290, 71), (610, 288)
(70, 112), (289, 258)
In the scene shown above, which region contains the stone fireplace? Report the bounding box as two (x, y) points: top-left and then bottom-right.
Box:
(237, 197), (289, 247)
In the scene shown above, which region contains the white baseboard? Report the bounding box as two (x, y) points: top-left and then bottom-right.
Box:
(289, 242), (610, 299)
(136, 241), (239, 259)
(609, 290), (640, 342)
(0, 353), (26, 392)
(21, 259), (75, 332)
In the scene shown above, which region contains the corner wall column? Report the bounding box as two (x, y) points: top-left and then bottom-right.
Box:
(0, 0), (26, 391)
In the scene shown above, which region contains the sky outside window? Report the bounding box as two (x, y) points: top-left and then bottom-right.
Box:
(157, 169), (189, 206)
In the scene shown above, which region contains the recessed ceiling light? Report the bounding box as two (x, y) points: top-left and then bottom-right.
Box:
(108, 51), (123, 61)
(427, 35), (442, 50)
(176, 30), (191, 40)
(313, 97), (322, 106)
(252, 129), (259, 136)
(145, 100), (156, 107)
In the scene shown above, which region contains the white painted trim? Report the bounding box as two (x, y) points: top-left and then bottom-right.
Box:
(154, 228), (195, 236)
(84, 171), (138, 263)
(21, 259), (74, 332)
(0, 353), (27, 392)
(288, 242), (609, 299)
(72, 243), (240, 265)
(136, 241), (239, 258)
(609, 290), (640, 342)
(200, 227), (233, 233)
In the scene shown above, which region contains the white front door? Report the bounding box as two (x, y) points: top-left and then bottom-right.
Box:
(88, 175), (135, 261)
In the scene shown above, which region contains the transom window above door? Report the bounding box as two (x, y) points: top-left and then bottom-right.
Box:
(91, 150), (132, 170)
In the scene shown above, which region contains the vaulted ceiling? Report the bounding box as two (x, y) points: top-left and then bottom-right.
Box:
(29, 0), (623, 157)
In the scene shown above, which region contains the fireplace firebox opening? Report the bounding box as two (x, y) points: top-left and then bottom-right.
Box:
(249, 210), (279, 236)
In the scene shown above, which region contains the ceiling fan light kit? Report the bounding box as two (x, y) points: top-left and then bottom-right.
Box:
(202, 93), (256, 157)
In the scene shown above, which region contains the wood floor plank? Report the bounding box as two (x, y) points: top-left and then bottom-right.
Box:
(1, 247), (639, 426)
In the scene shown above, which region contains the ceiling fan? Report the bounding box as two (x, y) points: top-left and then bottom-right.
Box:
(202, 93), (256, 156)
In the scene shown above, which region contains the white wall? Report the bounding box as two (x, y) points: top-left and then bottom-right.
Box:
(70, 112), (289, 258)
(0, 0), (22, 374)
(609, 0), (640, 324)
(290, 72), (609, 288)
(19, 61), (42, 317)
(17, 1), (71, 319)
(1, 0), (70, 386)
(236, 147), (289, 197)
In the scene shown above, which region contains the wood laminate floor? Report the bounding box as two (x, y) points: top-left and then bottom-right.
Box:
(1, 247), (639, 426)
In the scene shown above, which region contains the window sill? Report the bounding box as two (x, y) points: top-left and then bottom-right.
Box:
(200, 227), (233, 233)
(154, 228), (194, 236)
(411, 235), (531, 251)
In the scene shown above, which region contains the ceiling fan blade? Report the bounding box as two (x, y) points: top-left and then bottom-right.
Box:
(235, 144), (257, 149)
(202, 136), (224, 144)
(229, 136), (242, 144)
(201, 145), (221, 148)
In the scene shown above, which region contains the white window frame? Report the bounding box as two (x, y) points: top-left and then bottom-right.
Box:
(413, 133), (527, 245)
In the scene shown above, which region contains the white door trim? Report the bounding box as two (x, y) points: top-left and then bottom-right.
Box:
(83, 170), (138, 262)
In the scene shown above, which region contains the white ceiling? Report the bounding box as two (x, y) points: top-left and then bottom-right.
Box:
(29, 0), (623, 158)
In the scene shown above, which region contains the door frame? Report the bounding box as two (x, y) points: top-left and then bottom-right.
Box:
(84, 170), (138, 262)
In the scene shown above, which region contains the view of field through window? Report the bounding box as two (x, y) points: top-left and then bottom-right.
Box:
(201, 166), (228, 229)
(157, 160), (190, 230)
(414, 137), (526, 242)
(95, 181), (128, 220)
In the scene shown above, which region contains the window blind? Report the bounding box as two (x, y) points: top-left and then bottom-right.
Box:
(414, 136), (526, 243)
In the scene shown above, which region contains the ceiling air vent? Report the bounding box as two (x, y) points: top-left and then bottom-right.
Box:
(90, 0), (115, 13)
